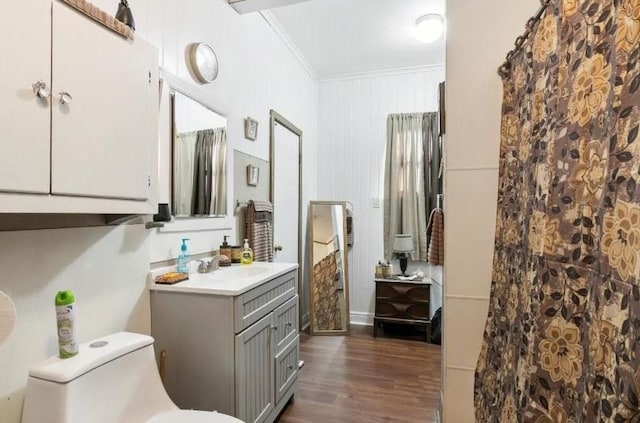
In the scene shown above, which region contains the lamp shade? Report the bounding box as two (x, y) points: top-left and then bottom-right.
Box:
(393, 234), (414, 253)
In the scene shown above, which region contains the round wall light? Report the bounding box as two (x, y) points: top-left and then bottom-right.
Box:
(415, 14), (445, 43)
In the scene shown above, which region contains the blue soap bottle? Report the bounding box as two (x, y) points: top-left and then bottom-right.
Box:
(177, 238), (190, 273)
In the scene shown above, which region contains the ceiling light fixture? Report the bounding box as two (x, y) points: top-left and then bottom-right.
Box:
(415, 14), (445, 43)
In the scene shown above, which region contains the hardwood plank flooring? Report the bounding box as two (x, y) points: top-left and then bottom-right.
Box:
(277, 325), (441, 423)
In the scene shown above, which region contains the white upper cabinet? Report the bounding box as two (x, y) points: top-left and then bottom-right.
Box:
(51, 2), (156, 201)
(0, 0), (51, 194)
(0, 0), (158, 213)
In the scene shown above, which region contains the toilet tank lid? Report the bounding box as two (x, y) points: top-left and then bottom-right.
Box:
(28, 332), (154, 383)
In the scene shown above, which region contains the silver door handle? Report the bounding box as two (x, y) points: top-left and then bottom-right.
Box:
(274, 244), (283, 252)
(58, 92), (73, 105)
(32, 80), (51, 99)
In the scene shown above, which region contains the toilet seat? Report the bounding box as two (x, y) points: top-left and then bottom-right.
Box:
(147, 410), (244, 423)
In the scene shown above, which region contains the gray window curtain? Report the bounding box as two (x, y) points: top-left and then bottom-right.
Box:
(192, 127), (226, 215)
(174, 131), (198, 216)
(383, 112), (441, 261)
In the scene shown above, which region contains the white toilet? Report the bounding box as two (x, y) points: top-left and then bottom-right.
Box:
(22, 332), (244, 423)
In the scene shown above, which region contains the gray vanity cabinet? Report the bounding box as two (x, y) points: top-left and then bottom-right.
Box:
(150, 269), (299, 423)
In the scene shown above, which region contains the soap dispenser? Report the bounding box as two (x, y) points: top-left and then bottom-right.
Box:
(220, 236), (231, 259)
(241, 239), (254, 265)
(177, 238), (190, 273)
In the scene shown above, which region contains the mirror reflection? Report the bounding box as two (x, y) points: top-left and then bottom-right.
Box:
(171, 91), (227, 217)
(309, 201), (350, 335)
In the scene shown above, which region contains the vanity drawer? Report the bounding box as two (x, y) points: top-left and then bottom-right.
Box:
(273, 295), (298, 354)
(274, 336), (299, 404)
(375, 300), (429, 321)
(234, 270), (297, 333)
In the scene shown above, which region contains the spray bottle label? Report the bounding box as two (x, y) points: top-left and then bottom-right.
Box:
(56, 304), (78, 358)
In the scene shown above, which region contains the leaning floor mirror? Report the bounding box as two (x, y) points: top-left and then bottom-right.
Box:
(309, 201), (350, 335)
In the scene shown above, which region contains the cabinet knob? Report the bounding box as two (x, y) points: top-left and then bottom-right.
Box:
(287, 365), (294, 370)
(32, 80), (50, 99)
(272, 326), (278, 331)
(58, 92), (73, 105)
(285, 322), (292, 327)
(274, 244), (283, 252)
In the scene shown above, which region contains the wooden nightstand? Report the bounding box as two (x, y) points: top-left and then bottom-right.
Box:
(373, 277), (431, 341)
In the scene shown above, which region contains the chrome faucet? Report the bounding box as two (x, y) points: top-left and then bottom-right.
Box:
(197, 256), (220, 273)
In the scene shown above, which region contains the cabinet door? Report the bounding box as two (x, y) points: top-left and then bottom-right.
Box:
(235, 313), (275, 423)
(0, 0), (51, 194)
(51, 2), (158, 200)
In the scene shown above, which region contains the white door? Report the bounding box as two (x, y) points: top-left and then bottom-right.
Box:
(51, 2), (157, 200)
(272, 118), (301, 264)
(0, 0), (51, 194)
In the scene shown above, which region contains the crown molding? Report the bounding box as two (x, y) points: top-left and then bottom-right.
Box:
(319, 63), (446, 83)
(259, 10), (319, 81)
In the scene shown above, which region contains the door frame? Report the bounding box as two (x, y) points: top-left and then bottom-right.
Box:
(269, 110), (303, 325)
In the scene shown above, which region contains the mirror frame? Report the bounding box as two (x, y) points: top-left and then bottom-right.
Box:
(269, 110), (304, 326)
(170, 89), (228, 219)
(308, 201), (351, 336)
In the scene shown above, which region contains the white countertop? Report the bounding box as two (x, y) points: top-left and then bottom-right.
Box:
(149, 262), (299, 296)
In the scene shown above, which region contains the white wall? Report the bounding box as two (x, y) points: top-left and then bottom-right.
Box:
(317, 67), (444, 323)
(0, 1), (317, 421)
(443, 0), (539, 421)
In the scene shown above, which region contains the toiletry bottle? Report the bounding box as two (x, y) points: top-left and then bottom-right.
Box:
(55, 290), (78, 359)
(177, 238), (190, 273)
(220, 235), (231, 259)
(241, 239), (254, 265)
(231, 245), (242, 263)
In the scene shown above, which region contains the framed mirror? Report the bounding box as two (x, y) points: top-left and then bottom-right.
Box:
(309, 201), (350, 335)
(171, 91), (227, 218)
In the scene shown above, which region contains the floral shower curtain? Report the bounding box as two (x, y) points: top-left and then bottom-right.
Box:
(475, 0), (640, 421)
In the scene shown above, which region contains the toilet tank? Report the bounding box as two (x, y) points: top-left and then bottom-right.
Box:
(22, 332), (177, 423)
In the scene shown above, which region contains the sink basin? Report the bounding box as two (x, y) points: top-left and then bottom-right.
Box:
(206, 265), (269, 281)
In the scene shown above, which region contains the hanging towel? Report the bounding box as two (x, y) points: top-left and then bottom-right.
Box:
(246, 200), (273, 262)
(427, 208), (444, 265)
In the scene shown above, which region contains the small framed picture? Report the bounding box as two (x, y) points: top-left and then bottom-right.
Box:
(244, 117), (258, 140)
(246, 164), (259, 186)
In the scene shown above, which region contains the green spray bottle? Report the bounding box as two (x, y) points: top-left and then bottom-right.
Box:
(55, 290), (78, 358)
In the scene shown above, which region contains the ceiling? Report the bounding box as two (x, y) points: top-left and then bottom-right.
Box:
(268, 0), (445, 79)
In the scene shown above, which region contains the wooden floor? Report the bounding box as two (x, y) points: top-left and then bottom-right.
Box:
(277, 325), (441, 423)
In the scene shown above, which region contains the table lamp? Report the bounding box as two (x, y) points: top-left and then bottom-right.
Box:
(393, 234), (414, 277)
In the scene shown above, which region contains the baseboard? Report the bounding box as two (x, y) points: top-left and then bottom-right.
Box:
(350, 311), (374, 326)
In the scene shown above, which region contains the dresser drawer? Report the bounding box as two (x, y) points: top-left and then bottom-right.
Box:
(375, 300), (429, 321)
(234, 270), (297, 333)
(376, 282), (429, 303)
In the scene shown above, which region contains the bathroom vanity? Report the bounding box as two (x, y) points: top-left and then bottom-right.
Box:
(150, 263), (299, 423)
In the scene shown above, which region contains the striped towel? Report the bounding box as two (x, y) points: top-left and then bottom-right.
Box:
(246, 200), (273, 262)
(427, 208), (444, 265)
